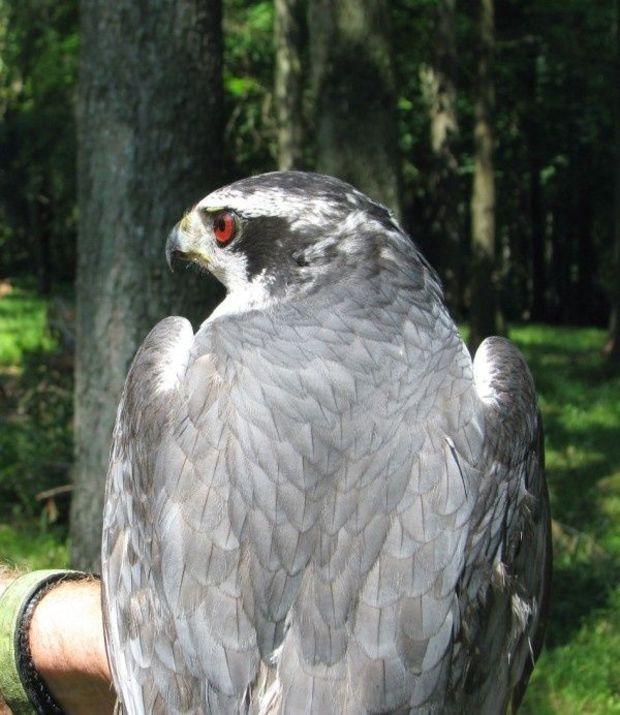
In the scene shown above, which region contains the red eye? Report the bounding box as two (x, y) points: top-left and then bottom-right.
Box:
(213, 211), (236, 245)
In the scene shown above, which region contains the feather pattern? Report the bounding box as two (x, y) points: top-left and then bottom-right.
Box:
(102, 176), (550, 714)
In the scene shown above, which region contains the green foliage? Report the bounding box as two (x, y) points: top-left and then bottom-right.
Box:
(0, 282), (56, 364)
(492, 1), (615, 325)
(0, 0), (78, 285)
(391, 0), (616, 326)
(223, 0), (277, 176)
(0, 0), (616, 328)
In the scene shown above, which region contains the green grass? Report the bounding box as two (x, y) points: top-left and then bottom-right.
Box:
(0, 522), (69, 570)
(0, 280), (72, 527)
(0, 283), (57, 367)
(0, 287), (619, 711)
(514, 325), (620, 714)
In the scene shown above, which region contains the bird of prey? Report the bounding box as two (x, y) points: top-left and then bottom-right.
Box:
(102, 171), (551, 714)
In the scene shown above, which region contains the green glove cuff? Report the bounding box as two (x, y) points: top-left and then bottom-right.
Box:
(0, 570), (79, 714)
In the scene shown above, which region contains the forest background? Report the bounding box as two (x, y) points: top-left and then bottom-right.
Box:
(0, 1), (619, 712)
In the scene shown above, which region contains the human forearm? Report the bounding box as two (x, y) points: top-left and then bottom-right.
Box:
(0, 569), (116, 715)
(29, 577), (116, 715)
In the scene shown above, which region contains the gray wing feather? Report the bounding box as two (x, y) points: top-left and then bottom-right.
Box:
(456, 336), (551, 713)
(103, 271), (549, 713)
(102, 316), (197, 714)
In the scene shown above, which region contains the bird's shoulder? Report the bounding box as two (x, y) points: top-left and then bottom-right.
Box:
(453, 336), (550, 710)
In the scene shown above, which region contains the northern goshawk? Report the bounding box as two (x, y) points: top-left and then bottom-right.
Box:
(102, 171), (551, 714)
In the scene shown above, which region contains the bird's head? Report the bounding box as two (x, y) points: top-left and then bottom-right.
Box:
(166, 171), (405, 315)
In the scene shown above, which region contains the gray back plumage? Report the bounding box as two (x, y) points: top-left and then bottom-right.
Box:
(102, 229), (550, 714)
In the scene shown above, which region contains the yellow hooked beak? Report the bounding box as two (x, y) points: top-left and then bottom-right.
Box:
(165, 214), (210, 271)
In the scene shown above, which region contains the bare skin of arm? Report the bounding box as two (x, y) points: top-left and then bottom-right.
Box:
(0, 571), (116, 715)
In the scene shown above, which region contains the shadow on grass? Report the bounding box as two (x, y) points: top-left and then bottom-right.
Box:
(0, 342), (73, 523)
(511, 327), (620, 653)
(547, 556), (619, 649)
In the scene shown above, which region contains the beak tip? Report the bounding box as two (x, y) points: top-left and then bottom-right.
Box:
(165, 225), (181, 273)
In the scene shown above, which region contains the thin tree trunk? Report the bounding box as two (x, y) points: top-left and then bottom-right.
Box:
(71, 0), (224, 570)
(551, 207), (570, 324)
(28, 199), (52, 295)
(274, 0), (304, 170)
(525, 42), (545, 322)
(608, 0), (620, 361)
(420, 0), (461, 315)
(469, 0), (501, 352)
(529, 151), (545, 321)
(308, 0), (401, 217)
(575, 152), (594, 323)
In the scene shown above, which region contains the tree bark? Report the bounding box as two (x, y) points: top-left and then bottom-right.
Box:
(71, 0), (224, 570)
(575, 152), (594, 323)
(274, 0), (304, 170)
(608, 0), (620, 362)
(469, 0), (502, 352)
(308, 0), (401, 217)
(419, 0), (462, 315)
(524, 41), (546, 322)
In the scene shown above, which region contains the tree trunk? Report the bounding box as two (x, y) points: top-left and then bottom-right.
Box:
(575, 152), (594, 323)
(274, 0), (304, 170)
(308, 0), (401, 217)
(469, 0), (501, 352)
(608, 0), (620, 361)
(550, 204), (570, 324)
(28, 197), (53, 295)
(71, 0), (224, 570)
(419, 0), (462, 315)
(525, 42), (546, 323)
(529, 148), (545, 321)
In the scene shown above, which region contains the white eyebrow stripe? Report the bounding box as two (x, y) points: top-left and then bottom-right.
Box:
(197, 187), (342, 223)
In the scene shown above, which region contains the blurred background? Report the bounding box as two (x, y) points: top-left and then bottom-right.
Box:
(0, 1), (618, 712)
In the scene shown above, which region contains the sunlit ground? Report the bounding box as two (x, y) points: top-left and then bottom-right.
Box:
(1, 288), (618, 712)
